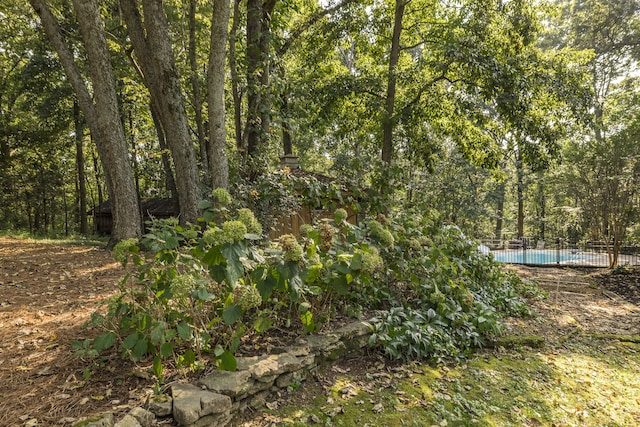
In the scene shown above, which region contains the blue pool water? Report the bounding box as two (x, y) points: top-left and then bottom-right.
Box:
(492, 250), (593, 265)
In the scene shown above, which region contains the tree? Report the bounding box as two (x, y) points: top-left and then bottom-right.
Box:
(119, 0), (201, 225)
(552, 0), (640, 265)
(564, 80), (640, 266)
(29, 0), (142, 242)
(208, 0), (231, 190)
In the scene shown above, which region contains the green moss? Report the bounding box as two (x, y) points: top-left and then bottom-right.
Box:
(265, 341), (640, 427)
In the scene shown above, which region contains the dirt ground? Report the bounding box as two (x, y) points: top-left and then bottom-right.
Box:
(0, 237), (156, 427)
(0, 237), (639, 426)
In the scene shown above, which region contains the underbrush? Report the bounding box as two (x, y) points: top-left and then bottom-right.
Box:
(74, 188), (538, 388)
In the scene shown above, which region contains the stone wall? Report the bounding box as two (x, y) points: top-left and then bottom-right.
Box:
(77, 320), (372, 427)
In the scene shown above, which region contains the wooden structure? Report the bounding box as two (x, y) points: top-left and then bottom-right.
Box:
(268, 156), (358, 239)
(91, 157), (357, 238)
(91, 198), (178, 235)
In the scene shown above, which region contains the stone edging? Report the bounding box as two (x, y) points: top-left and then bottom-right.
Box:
(76, 320), (373, 427)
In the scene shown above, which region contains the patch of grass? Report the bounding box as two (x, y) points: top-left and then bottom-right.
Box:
(0, 232), (107, 247)
(262, 339), (640, 426)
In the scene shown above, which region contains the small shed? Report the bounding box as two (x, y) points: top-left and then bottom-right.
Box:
(91, 198), (178, 235)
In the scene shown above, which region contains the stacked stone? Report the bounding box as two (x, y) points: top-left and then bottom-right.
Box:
(78, 321), (372, 427)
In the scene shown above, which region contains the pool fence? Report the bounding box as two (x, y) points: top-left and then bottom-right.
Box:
(478, 237), (640, 267)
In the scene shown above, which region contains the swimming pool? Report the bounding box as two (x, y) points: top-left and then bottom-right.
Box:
(492, 249), (594, 265)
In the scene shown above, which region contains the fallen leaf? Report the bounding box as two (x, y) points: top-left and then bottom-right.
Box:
(265, 401), (279, 410)
(324, 406), (344, 417)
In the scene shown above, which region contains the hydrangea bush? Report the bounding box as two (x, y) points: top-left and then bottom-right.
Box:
(76, 188), (536, 386)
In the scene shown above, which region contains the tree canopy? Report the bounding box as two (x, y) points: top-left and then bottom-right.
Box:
(0, 0), (637, 262)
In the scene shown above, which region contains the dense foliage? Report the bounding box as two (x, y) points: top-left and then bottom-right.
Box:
(74, 188), (535, 386)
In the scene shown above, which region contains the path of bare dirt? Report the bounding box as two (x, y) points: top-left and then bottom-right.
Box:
(1, 238), (639, 426)
(0, 237), (155, 427)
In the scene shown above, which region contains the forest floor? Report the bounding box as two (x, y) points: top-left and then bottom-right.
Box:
(0, 237), (639, 426)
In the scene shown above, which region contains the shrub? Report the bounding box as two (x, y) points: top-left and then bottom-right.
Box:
(75, 194), (535, 385)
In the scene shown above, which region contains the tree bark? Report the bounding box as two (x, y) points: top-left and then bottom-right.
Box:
(149, 103), (178, 199)
(29, 0), (142, 243)
(72, 0), (142, 242)
(259, 0), (276, 145)
(123, 47), (177, 200)
(73, 101), (88, 235)
(120, 0), (201, 224)
(246, 0), (263, 164)
(495, 181), (505, 242)
(229, 0), (244, 154)
(189, 0), (209, 179)
(516, 145), (525, 238)
(381, 0), (405, 164)
(208, 0), (231, 190)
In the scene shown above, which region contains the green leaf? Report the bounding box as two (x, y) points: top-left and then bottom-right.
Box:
(160, 342), (174, 358)
(256, 271), (278, 300)
(152, 355), (163, 379)
(350, 252), (363, 270)
(222, 304), (242, 325)
(178, 349), (196, 368)
(218, 350), (237, 372)
(331, 275), (349, 295)
(299, 302), (311, 313)
(193, 287), (214, 301)
(203, 246), (224, 266)
(122, 333), (139, 350)
(289, 274), (303, 302)
(209, 264), (227, 283)
(132, 337), (149, 359)
(300, 310), (315, 333)
(214, 344), (225, 357)
(150, 322), (167, 345)
(197, 200), (213, 209)
(222, 243), (247, 285)
(165, 236), (180, 249)
(253, 316), (272, 333)
(93, 332), (116, 352)
(177, 322), (193, 340)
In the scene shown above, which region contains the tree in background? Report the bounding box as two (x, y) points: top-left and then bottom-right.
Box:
(29, 0), (142, 243)
(551, 0), (640, 265)
(119, 0), (201, 225)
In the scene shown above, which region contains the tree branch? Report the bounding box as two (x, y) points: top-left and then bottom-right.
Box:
(277, 0), (360, 56)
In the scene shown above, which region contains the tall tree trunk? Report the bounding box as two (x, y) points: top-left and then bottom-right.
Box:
(189, 0), (209, 178)
(229, 0), (243, 154)
(120, 0), (201, 224)
(124, 47), (177, 200)
(246, 0), (263, 165)
(29, 0), (142, 243)
(74, 101), (88, 235)
(208, 0), (231, 190)
(495, 181), (505, 242)
(381, 0), (405, 164)
(516, 146), (525, 238)
(149, 103), (178, 199)
(536, 170), (545, 240)
(92, 148), (103, 207)
(259, 0), (276, 144)
(282, 89), (292, 155)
